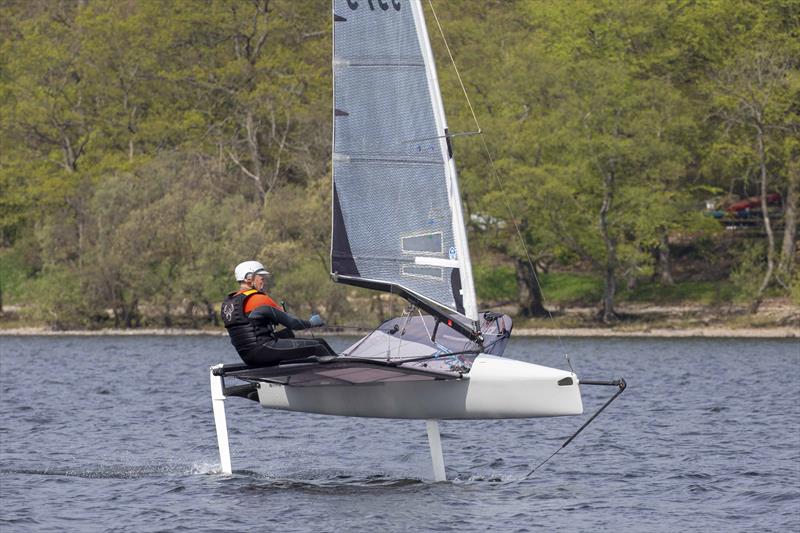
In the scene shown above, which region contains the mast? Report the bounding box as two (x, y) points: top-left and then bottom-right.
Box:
(408, 0), (478, 322)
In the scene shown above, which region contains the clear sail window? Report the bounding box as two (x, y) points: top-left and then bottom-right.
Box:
(401, 232), (442, 254)
(402, 265), (443, 281)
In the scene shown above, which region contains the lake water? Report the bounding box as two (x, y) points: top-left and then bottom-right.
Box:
(0, 334), (798, 532)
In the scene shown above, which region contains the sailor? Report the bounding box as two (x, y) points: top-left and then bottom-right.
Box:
(221, 260), (337, 366)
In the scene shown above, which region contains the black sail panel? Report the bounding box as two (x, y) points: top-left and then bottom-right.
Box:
(331, 184), (359, 278)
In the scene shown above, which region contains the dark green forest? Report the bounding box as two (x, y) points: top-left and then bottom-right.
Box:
(1, 0), (798, 330)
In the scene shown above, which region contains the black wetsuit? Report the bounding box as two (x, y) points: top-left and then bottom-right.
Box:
(243, 305), (337, 366)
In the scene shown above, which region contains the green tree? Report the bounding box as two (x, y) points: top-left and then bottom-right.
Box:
(439, 1), (702, 322)
(700, 2), (800, 312)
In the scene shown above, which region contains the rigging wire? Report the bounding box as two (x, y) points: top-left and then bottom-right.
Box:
(393, 304), (416, 361)
(524, 378), (627, 478)
(427, 0), (568, 357)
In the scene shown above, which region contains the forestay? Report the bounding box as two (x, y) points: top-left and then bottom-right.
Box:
(331, 0), (478, 328)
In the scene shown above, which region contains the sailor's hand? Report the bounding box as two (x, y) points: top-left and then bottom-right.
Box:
(309, 314), (325, 328)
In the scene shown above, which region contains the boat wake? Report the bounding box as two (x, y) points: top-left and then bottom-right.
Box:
(1, 461), (534, 486)
(203, 464), (520, 487)
(207, 467), (426, 490)
(0, 463), (200, 479)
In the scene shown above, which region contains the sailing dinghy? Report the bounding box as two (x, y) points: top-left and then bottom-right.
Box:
(209, 0), (624, 480)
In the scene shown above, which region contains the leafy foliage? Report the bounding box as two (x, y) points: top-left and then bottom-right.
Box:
(1, 0), (797, 328)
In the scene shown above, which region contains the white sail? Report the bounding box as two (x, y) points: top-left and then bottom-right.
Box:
(331, 0), (478, 326)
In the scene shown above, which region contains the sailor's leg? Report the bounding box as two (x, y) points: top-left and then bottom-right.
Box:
(245, 338), (336, 366)
(273, 328), (295, 339)
(425, 419), (446, 482)
(210, 365), (233, 474)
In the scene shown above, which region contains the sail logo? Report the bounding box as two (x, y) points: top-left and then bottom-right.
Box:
(346, 0), (401, 12)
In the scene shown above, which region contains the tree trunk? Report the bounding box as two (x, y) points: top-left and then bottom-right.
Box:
(185, 301), (195, 329)
(515, 258), (548, 317)
(205, 300), (219, 326)
(122, 298), (139, 328)
(245, 110), (267, 203)
(63, 134), (77, 172)
(657, 230), (674, 286)
(777, 156), (798, 280)
(163, 303), (172, 328)
(598, 170), (618, 323)
(751, 124), (776, 314)
(370, 294), (385, 323)
(601, 262), (618, 323)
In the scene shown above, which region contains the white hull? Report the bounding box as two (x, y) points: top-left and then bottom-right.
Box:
(256, 355), (583, 419)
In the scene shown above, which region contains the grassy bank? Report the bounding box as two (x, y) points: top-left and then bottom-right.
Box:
(474, 268), (798, 332)
(475, 267), (747, 307)
(2, 298), (796, 335)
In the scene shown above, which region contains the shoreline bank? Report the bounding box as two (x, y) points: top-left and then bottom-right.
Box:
(1, 326), (796, 338)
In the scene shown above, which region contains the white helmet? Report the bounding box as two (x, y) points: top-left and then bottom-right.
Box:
(234, 260), (270, 282)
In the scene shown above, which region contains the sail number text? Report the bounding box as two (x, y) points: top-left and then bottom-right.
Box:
(347, 0), (401, 11)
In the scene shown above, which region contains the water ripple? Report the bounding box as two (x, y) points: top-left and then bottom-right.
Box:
(0, 335), (797, 533)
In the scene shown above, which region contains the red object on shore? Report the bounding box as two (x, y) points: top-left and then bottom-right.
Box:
(726, 193), (782, 213)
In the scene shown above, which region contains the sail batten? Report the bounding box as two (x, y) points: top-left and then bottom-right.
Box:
(331, 0), (477, 326)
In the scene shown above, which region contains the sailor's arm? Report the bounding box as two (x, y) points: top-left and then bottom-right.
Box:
(248, 305), (313, 330)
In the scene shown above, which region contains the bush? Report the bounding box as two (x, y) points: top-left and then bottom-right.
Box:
(539, 273), (603, 305)
(21, 269), (107, 329)
(620, 280), (739, 304)
(474, 264), (517, 302)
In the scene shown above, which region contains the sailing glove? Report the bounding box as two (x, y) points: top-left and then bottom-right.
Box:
(309, 314), (325, 328)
